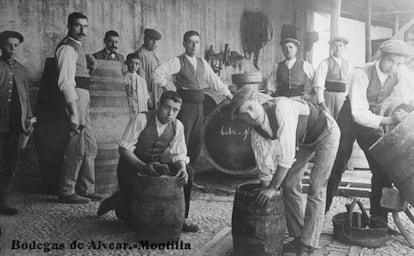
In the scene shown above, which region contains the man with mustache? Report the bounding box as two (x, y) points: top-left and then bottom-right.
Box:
(93, 30), (125, 64)
(55, 12), (101, 204)
(133, 29), (162, 108)
(153, 30), (232, 173)
(325, 40), (412, 227)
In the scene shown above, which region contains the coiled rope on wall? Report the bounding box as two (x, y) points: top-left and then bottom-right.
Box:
(240, 11), (273, 70)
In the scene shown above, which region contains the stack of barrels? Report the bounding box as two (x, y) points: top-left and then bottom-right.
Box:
(35, 59), (129, 196)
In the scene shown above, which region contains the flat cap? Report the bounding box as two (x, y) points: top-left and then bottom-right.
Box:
(280, 38), (300, 47)
(380, 39), (411, 57)
(228, 86), (255, 120)
(0, 30), (24, 43)
(144, 29), (161, 40)
(328, 36), (348, 45)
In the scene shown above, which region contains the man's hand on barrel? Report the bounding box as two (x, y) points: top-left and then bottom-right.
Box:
(175, 168), (188, 187)
(391, 109), (409, 124)
(256, 187), (279, 208)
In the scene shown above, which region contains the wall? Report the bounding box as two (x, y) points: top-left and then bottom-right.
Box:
(0, 0), (296, 89)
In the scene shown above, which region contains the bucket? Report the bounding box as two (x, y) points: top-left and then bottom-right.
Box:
(231, 72), (265, 92)
(132, 173), (185, 243)
(232, 183), (285, 256)
(89, 60), (130, 197)
(369, 111), (414, 206)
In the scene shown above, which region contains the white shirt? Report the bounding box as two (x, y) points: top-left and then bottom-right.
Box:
(349, 61), (397, 129)
(124, 72), (149, 114)
(266, 58), (315, 94)
(119, 113), (190, 164)
(56, 36), (81, 103)
(152, 54), (232, 96)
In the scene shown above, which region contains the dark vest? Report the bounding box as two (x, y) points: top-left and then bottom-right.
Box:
(325, 57), (349, 93)
(174, 54), (206, 103)
(358, 62), (398, 115)
(276, 59), (307, 97)
(56, 36), (90, 90)
(254, 99), (327, 145)
(133, 111), (176, 163)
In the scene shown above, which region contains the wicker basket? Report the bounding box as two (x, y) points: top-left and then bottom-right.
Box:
(332, 199), (389, 248)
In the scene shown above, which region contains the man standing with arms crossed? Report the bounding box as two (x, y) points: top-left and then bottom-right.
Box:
(56, 12), (101, 204)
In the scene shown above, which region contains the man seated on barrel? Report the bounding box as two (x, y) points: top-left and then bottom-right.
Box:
(228, 87), (340, 256)
(97, 90), (199, 233)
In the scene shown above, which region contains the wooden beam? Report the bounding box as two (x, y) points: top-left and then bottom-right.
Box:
(365, 0), (372, 62)
(330, 0), (342, 38)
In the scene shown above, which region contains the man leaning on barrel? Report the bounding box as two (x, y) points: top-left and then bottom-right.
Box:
(325, 40), (413, 228)
(97, 90), (199, 233)
(228, 87), (340, 256)
(55, 12), (102, 204)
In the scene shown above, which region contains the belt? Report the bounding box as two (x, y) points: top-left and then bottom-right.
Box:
(177, 88), (205, 104)
(75, 77), (90, 90)
(325, 81), (346, 93)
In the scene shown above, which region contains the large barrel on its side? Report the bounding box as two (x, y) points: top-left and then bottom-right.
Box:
(232, 183), (286, 256)
(132, 174), (185, 243)
(89, 60), (130, 197)
(369, 112), (414, 206)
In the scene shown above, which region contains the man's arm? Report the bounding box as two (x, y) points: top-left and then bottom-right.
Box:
(201, 59), (232, 97)
(170, 120), (190, 186)
(56, 45), (79, 126)
(152, 57), (181, 89)
(266, 63), (278, 95)
(303, 61), (316, 100)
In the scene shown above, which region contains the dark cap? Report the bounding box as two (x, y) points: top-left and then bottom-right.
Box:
(328, 36), (348, 45)
(0, 30), (24, 44)
(280, 38), (300, 47)
(228, 87), (255, 120)
(144, 29), (161, 40)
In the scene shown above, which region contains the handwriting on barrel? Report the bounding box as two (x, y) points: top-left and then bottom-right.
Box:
(220, 126), (250, 141)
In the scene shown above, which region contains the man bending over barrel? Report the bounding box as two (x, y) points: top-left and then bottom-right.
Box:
(229, 87), (340, 256)
(97, 91), (199, 232)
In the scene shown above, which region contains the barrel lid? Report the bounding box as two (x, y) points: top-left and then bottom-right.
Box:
(201, 100), (257, 176)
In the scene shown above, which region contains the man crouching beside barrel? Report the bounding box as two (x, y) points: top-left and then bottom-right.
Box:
(97, 91), (199, 234)
(229, 87), (340, 256)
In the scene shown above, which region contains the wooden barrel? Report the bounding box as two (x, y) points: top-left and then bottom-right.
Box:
(89, 60), (130, 197)
(202, 100), (256, 176)
(203, 88), (224, 119)
(34, 57), (70, 194)
(132, 174), (185, 243)
(369, 112), (414, 206)
(232, 183), (286, 256)
(232, 72), (265, 92)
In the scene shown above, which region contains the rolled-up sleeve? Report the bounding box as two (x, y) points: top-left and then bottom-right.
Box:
(202, 59), (231, 97)
(275, 99), (298, 168)
(119, 114), (147, 152)
(152, 57), (181, 88)
(56, 45), (78, 103)
(314, 60), (329, 103)
(167, 120), (190, 164)
(266, 63), (278, 93)
(348, 69), (383, 128)
(251, 130), (279, 182)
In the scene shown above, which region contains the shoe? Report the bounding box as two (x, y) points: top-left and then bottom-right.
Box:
(59, 194), (91, 204)
(182, 222), (199, 233)
(82, 193), (104, 201)
(283, 237), (301, 253)
(297, 242), (314, 256)
(97, 194), (120, 216)
(0, 203), (18, 216)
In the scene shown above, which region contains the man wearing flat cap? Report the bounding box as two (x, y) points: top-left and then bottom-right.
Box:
(0, 31), (34, 215)
(325, 40), (413, 224)
(267, 37), (315, 99)
(229, 86), (339, 256)
(314, 36), (350, 118)
(134, 28), (162, 108)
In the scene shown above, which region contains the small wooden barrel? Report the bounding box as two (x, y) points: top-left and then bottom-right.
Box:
(132, 174), (185, 243)
(369, 112), (414, 206)
(89, 60), (130, 196)
(232, 72), (265, 91)
(232, 183), (286, 256)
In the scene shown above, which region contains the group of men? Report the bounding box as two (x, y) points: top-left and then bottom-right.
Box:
(1, 9), (414, 256)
